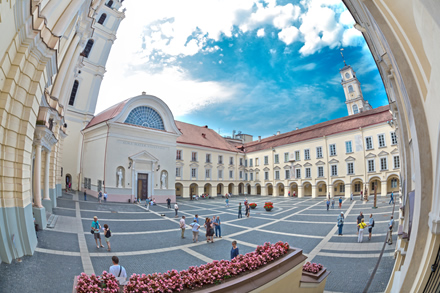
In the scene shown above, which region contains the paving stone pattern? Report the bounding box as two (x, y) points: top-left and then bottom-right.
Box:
(0, 192), (397, 293)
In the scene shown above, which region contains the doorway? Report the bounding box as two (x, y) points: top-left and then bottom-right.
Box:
(137, 173), (149, 200)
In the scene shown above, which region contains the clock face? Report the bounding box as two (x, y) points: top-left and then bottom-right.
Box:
(345, 73), (350, 79)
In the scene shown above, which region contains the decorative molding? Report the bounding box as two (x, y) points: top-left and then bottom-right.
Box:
(391, 148), (399, 154)
(34, 125), (58, 152)
(328, 158), (339, 164)
(345, 156), (356, 162)
(365, 153), (377, 158)
(316, 160), (326, 166)
(378, 150), (389, 156)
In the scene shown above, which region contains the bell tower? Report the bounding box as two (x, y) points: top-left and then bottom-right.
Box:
(339, 49), (372, 115)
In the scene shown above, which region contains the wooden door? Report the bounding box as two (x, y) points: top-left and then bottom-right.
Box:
(137, 173), (148, 200)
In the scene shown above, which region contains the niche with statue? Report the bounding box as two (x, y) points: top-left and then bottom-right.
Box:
(116, 167), (125, 188)
(160, 170), (168, 189)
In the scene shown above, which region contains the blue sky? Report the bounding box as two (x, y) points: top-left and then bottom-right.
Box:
(97, 0), (388, 138)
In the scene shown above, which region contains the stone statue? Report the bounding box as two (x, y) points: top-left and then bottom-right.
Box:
(117, 168), (123, 188)
(161, 171), (167, 189)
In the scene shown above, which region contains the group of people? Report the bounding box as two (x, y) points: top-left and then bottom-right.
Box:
(326, 197), (344, 210)
(91, 216), (112, 251)
(180, 214), (222, 243)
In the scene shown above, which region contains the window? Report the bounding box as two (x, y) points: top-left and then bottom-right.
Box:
(304, 149), (310, 160)
(329, 144), (336, 156)
(295, 151), (300, 161)
(275, 170), (280, 180)
(218, 170), (223, 179)
(245, 173), (248, 181)
(229, 157), (234, 165)
(81, 40), (94, 58)
(284, 152), (289, 162)
(347, 162), (354, 174)
(97, 13), (107, 25)
(368, 159), (375, 172)
(239, 171), (243, 179)
(205, 169), (211, 179)
(176, 150), (182, 160)
(345, 141), (353, 153)
(264, 156), (268, 165)
(348, 85), (354, 93)
(249, 158), (253, 167)
(331, 165), (338, 176)
(191, 168), (197, 178)
(250, 173), (254, 181)
(106, 0), (113, 7)
(353, 104), (359, 114)
(391, 178), (398, 188)
(68, 80), (79, 106)
(191, 152), (197, 162)
(305, 167), (311, 178)
(318, 166), (324, 177)
(365, 137), (373, 150)
(239, 158), (243, 166)
(264, 172), (269, 180)
(393, 156), (400, 169)
(380, 157), (388, 170)
(378, 134), (386, 147)
(340, 185), (345, 192)
(285, 170), (290, 179)
(176, 167), (181, 177)
(218, 155), (223, 164)
(354, 183), (361, 192)
(316, 146), (323, 158)
(124, 106), (165, 130)
(206, 154), (211, 163)
(255, 158), (259, 166)
(229, 170), (233, 179)
(391, 132), (398, 145)
(274, 154), (279, 164)
(296, 168), (301, 179)
(245, 159), (248, 167)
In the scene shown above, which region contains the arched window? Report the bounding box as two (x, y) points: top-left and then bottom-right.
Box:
(124, 106), (165, 130)
(68, 80), (79, 106)
(106, 0), (113, 8)
(81, 39), (94, 58)
(348, 85), (354, 93)
(98, 13), (107, 25)
(352, 104), (359, 114)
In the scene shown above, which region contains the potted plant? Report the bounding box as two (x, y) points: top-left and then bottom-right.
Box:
(264, 202), (273, 211)
(249, 203), (257, 209)
(76, 271), (120, 292)
(302, 261), (328, 280)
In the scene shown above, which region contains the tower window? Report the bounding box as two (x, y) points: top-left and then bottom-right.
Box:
(353, 104), (359, 114)
(106, 1), (113, 8)
(68, 80), (79, 106)
(98, 13), (107, 25)
(81, 39), (94, 58)
(348, 85), (354, 93)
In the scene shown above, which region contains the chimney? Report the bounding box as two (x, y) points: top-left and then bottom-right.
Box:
(258, 136), (261, 142)
(276, 131), (280, 135)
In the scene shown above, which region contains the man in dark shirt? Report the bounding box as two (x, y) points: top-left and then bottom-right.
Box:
(166, 198), (171, 209)
(357, 212), (364, 235)
(231, 241), (239, 260)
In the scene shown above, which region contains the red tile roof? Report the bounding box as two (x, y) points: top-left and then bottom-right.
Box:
(243, 105), (392, 153)
(175, 121), (239, 152)
(86, 99), (130, 129)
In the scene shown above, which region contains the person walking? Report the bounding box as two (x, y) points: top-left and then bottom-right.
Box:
(98, 191), (103, 203)
(204, 218), (214, 243)
(109, 256), (127, 284)
(84, 191), (87, 201)
(387, 216), (394, 244)
(145, 197), (150, 210)
(350, 192), (353, 201)
(360, 190), (363, 201)
(238, 203), (243, 218)
(339, 197), (342, 208)
(358, 219), (367, 242)
(368, 214), (375, 240)
(356, 212), (364, 235)
(104, 224), (111, 251)
(389, 192), (394, 204)
(331, 198), (335, 209)
(167, 197), (171, 209)
(231, 241), (239, 260)
(180, 216), (186, 239)
(337, 212), (344, 235)
(225, 197), (229, 208)
(91, 216), (104, 249)
(245, 202), (250, 218)
(104, 192), (108, 202)
(174, 203), (179, 217)
(189, 219), (200, 242)
(214, 216), (221, 238)
(194, 214), (199, 224)
(326, 199), (330, 211)
(288, 190), (291, 197)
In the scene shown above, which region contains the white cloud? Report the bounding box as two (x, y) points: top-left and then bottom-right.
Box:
(342, 27), (363, 47)
(278, 26), (300, 45)
(291, 62), (317, 71)
(257, 28), (265, 37)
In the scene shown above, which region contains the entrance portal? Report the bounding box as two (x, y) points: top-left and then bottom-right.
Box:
(137, 173), (149, 200)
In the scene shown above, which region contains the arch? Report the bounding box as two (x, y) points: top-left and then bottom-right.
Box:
(204, 183), (212, 196)
(246, 184), (251, 195)
(351, 178), (364, 196)
(289, 182), (298, 197)
(65, 174), (72, 190)
(81, 39), (94, 58)
(255, 183), (261, 195)
(368, 176), (382, 195)
(68, 80), (79, 106)
(124, 106), (165, 130)
(216, 183), (223, 195)
(228, 183), (234, 194)
(238, 183), (244, 195)
(348, 85), (354, 93)
(303, 182), (312, 196)
(175, 183), (183, 197)
(98, 13), (107, 25)
(352, 104), (359, 114)
(332, 179), (345, 197)
(106, 0), (113, 8)
(190, 183), (198, 196)
(266, 183), (273, 196)
(387, 175), (400, 194)
(275, 183), (284, 196)
(316, 181), (327, 197)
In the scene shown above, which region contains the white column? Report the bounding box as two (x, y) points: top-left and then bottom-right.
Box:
(311, 185), (317, 198)
(329, 184), (335, 198)
(345, 184), (352, 198)
(51, 34), (80, 98)
(33, 144), (43, 208)
(298, 186), (304, 198)
(52, 0), (86, 36)
(44, 150), (51, 200)
(381, 180), (388, 196)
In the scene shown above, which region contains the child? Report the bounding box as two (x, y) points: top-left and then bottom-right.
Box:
(103, 224), (111, 251)
(231, 241), (239, 259)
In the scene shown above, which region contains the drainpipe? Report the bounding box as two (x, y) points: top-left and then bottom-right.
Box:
(103, 121), (110, 193)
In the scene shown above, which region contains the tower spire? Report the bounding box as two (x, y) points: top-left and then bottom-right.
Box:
(340, 48), (347, 66)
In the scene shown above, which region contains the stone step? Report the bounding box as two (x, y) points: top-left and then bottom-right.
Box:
(47, 214), (58, 228)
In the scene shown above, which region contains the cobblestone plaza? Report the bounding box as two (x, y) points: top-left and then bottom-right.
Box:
(0, 192), (397, 292)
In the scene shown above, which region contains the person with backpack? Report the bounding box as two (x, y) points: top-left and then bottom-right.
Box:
(337, 212), (344, 235)
(109, 256), (127, 284)
(98, 191), (103, 203)
(104, 224), (111, 251)
(368, 214), (375, 240)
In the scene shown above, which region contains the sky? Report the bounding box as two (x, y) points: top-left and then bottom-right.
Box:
(97, 0), (388, 139)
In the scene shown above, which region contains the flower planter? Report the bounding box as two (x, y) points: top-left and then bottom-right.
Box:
(265, 208), (273, 211)
(250, 206), (256, 209)
(301, 267), (330, 285)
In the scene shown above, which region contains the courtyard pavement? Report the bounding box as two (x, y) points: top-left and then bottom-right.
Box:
(0, 192), (398, 293)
